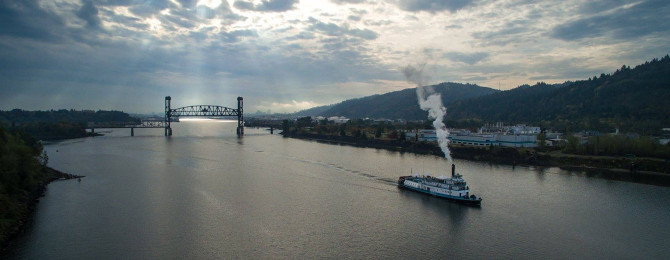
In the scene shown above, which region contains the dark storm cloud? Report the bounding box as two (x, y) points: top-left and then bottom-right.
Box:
(0, 0), (65, 41)
(443, 51), (489, 65)
(233, 0), (299, 12)
(77, 1), (102, 29)
(550, 0), (670, 41)
(393, 0), (473, 13)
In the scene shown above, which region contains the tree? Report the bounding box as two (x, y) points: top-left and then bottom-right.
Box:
(40, 150), (49, 167)
(537, 132), (546, 149)
(565, 135), (580, 153)
(388, 130), (398, 139)
(296, 117), (313, 129)
(282, 120), (291, 134)
(352, 128), (362, 138)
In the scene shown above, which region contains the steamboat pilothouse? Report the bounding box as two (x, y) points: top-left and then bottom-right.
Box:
(398, 164), (482, 205)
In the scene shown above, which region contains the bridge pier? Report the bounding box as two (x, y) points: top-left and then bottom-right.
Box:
(165, 96), (172, 136)
(237, 97), (244, 136)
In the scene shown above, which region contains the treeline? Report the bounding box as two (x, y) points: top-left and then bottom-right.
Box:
(0, 109), (139, 124)
(0, 126), (49, 244)
(0, 109), (140, 141)
(9, 122), (88, 141)
(282, 117), (416, 141)
(564, 135), (670, 159)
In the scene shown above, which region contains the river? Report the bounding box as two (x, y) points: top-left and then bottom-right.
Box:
(4, 121), (670, 259)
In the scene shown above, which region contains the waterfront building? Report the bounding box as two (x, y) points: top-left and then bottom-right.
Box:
(327, 116), (350, 124)
(406, 128), (539, 148)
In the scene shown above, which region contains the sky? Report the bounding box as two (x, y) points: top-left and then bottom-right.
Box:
(0, 0), (668, 114)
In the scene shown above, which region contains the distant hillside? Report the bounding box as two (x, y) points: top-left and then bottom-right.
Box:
(298, 82), (498, 120)
(292, 104), (334, 117)
(448, 55), (670, 135)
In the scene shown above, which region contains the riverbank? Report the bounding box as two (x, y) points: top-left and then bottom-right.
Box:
(282, 132), (670, 182)
(0, 167), (83, 252)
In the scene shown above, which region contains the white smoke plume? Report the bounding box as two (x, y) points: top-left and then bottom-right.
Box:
(401, 64), (452, 162)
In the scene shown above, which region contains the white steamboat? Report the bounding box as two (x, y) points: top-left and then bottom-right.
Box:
(398, 164), (482, 205)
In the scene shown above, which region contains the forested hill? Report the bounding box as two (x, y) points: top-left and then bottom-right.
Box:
(301, 82), (498, 120)
(0, 109), (139, 124)
(0, 109), (140, 140)
(291, 104), (334, 117)
(447, 55), (670, 135)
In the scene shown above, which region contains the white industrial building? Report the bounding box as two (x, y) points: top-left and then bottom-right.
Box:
(327, 116), (350, 124)
(406, 128), (539, 148)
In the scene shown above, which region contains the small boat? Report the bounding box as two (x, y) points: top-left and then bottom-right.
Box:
(398, 164), (482, 205)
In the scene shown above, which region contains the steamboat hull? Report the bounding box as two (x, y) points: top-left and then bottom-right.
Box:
(398, 183), (482, 205)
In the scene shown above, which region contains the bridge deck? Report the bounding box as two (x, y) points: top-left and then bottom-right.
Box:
(87, 121), (167, 128)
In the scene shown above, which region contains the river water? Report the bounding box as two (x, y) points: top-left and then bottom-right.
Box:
(4, 121), (670, 259)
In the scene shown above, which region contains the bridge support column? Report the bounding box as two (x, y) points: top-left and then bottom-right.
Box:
(131, 128), (134, 136)
(165, 96), (172, 136)
(237, 97), (244, 136)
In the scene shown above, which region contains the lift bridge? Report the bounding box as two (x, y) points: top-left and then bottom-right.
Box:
(164, 96), (243, 136)
(87, 96), (243, 136)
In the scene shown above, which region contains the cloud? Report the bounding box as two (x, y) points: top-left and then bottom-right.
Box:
(392, 0), (473, 13)
(309, 19), (379, 40)
(331, 0), (367, 4)
(550, 0), (670, 41)
(220, 29), (258, 42)
(260, 100), (320, 113)
(286, 31), (315, 40)
(1, 0), (670, 114)
(77, 1), (102, 29)
(471, 18), (537, 46)
(0, 0), (65, 41)
(443, 51), (490, 65)
(127, 0), (172, 17)
(233, 0), (298, 12)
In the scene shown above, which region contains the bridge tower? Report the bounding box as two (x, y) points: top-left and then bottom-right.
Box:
(237, 97), (244, 136)
(165, 96), (172, 136)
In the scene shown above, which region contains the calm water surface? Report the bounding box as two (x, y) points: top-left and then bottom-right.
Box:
(5, 121), (670, 259)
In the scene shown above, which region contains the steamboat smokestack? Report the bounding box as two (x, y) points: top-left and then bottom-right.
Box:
(452, 164), (455, 177)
